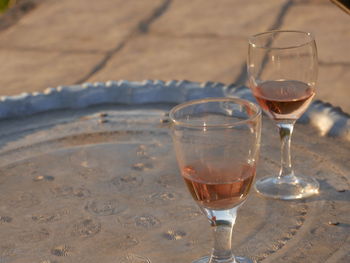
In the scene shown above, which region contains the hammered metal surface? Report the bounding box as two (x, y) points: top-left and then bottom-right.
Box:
(0, 104), (348, 263)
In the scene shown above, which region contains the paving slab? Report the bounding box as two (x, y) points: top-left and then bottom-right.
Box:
(0, 49), (102, 95)
(281, 1), (350, 112)
(88, 35), (247, 84)
(150, 0), (286, 37)
(282, 1), (350, 63)
(0, 0), (349, 113)
(317, 64), (350, 113)
(0, 0), (164, 52)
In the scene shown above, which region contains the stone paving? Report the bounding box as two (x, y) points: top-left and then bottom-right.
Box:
(0, 0), (349, 112)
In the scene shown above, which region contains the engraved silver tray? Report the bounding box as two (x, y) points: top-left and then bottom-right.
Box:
(0, 81), (348, 263)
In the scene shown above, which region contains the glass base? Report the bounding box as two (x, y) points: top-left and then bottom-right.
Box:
(254, 173), (319, 200)
(193, 256), (253, 263)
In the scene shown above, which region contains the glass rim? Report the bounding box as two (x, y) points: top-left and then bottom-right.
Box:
(248, 30), (315, 50)
(169, 97), (261, 129)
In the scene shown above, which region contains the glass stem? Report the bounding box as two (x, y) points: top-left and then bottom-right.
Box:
(203, 207), (239, 263)
(276, 121), (295, 179)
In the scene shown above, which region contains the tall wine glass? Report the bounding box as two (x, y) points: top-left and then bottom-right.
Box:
(169, 98), (261, 263)
(247, 30), (319, 200)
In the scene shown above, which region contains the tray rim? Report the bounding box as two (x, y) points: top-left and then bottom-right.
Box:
(0, 80), (348, 141)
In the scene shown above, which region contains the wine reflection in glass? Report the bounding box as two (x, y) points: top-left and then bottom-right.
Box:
(248, 30), (319, 200)
(170, 98), (261, 263)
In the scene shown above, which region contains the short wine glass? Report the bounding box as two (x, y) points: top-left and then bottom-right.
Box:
(247, 30), (319, 200)
(169, 98), (261, 263)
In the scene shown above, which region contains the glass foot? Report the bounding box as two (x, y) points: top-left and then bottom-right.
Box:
(254, 174), (319, 200)
(193, 256), (253, 263)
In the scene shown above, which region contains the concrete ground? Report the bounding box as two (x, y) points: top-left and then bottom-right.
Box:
(0, 0), (349, 112)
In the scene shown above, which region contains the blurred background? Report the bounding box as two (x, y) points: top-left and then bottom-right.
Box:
(0, 0), (349, 112)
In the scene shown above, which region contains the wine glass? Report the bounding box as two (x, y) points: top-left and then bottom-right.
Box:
(247, 30), (319, 200)
(169, 98), (261, 263)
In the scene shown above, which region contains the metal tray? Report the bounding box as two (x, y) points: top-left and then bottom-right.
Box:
(0, 81), (348, 263)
